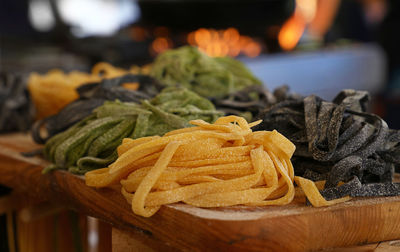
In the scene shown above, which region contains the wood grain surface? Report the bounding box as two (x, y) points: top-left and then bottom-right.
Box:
(1, 133), (400, 252)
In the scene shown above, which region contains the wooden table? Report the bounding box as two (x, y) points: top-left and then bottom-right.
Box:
(1, 133), (400, 252)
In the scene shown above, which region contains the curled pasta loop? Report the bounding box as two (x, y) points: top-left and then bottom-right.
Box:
(86, 116), (351, 217)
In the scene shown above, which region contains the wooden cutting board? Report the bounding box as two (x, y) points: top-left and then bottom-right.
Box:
(0, 133), (400, 252)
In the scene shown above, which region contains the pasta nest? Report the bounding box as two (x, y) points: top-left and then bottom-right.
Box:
(85, 115), (350, 217)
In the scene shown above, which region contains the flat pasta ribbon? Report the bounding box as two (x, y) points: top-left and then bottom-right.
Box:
(85, 115), (351, 217)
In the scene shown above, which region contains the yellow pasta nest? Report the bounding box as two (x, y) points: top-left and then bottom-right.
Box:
(85, 116), (351, 217)
(28, 62), (150, 119)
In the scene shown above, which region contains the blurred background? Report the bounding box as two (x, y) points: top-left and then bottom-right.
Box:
(1, 1), (400, 251)
(1, 0), (400, 123)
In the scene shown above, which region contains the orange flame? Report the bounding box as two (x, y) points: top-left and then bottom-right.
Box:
(151, 37), (173, 55)
(278, 13), (306, 51)
(187, 27), (262, 57)
(243, 42), (262, 58)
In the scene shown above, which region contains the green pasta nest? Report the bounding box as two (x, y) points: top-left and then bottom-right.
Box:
(43, 86), (223, 174)
(150, 46), (262, 98)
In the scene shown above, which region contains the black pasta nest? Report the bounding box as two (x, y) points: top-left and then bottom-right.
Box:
(254, 89), (400, 200)
(211, 85), (302, 122)
(31, 74), (164, 144)
(0, 72), (34, 133)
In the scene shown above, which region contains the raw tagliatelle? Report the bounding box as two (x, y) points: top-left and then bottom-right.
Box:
(28, 62), (150, 119)
(85, 115), (351, 217)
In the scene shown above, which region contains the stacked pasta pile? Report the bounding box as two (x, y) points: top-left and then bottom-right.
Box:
(150, 46), (261, 98)
(85, 116), (350, 217)
(28, 62), (149, 119)
(28, 70), (99, 119)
